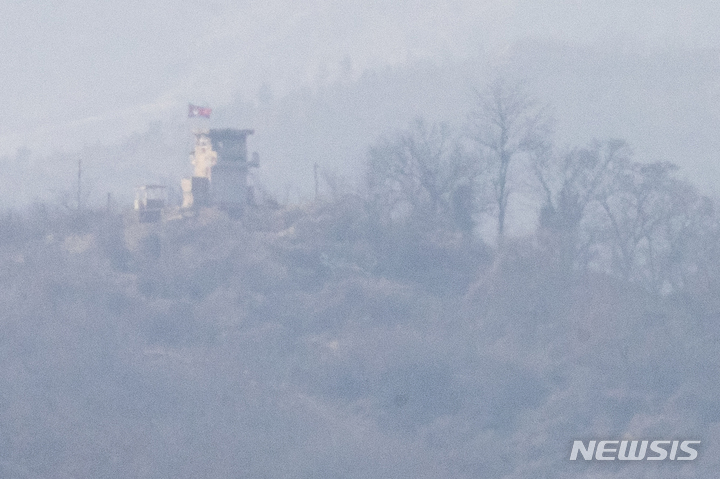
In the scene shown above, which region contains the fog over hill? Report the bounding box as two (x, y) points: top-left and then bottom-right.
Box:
(3, 1), (720, 209)
(5, 3), (720, 477)
(5, 2), (720, 279)
(3, 42), (720, 218)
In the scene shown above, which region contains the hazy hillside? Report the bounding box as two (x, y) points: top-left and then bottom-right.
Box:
(1, 161), (720, 476)
(4, 3), (720, 476)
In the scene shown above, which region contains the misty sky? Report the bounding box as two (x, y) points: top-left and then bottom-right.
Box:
(2, 1), (717, 141)
(3, 1), (720, 203)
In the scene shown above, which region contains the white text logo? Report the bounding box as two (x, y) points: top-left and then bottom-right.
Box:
(569, 440), (700, 461)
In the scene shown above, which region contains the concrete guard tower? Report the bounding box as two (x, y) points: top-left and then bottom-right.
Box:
(182, 128), (258, 214)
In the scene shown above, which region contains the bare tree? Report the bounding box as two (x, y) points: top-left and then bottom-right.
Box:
(365, 118), (476, 233)
(652, 179), (714, 292)
(590, 159), (711, 292)
(533, 139), (631, 269)
(535, 138), (717, 292)
(468, 79), (552, 243)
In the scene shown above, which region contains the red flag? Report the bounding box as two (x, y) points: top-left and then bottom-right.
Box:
(188, 104), (212, 118)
